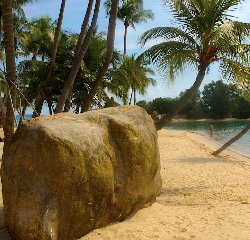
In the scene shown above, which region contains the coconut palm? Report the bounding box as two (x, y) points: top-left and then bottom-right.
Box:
(107, 54), (155, 104)
(105, 0), (153, 56)
(140, 0), (250, 130)
(20, 17), (55, 60)
(55, 0), (119, 113)
(55, 0), (101, 113)
(0, 0), (33, 42)
(0, 0), (35, 147)
(33, 0), (67, 117)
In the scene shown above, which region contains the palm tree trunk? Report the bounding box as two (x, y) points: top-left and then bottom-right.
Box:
(0, 97), (6, 127)
(21, 106), (26, 120)
(129, 89), (133, 105)
(63, 89), (72, 112)
(47, 0), (66, 70)
(81, 0), (118, 112)
(212, 123), (250, 155)
(0, 5), (2, 43)
(32, 92), (44, 118)
(32, 94), (43, 117)
(33, 0), (67, 117)
(55, 0), (100, 114)
(2, 0), (16, 148)
(123, 21), (128, 56)
(134, 89), (136, 105)
(74, 0), (94, 56)
(47, 99), (53, 115)
(155, 64), (208, 130)
(51, 0), (93, 114)
(3, 95), (15, 148)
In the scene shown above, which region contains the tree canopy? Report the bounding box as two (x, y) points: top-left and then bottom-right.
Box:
(139, 0), (250, 129)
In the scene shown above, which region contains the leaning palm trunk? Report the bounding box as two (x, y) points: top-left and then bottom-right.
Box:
(74, 0), (94, 56)
(55, 0), (100, 114)
(2, 0), (16, 148)
(155, 64), (208, 130)
(81, 0), (119, 112)
(212, 123), (250, 155)
(54, 0), (94, 114)
(33, 0), (67, 117)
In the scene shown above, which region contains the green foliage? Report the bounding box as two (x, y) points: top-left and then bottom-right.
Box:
(136, 100), (152, 113)
(104, 0), (154, 28)
(179, 91), (204, 119)
(202, 81), (235, 119)
(19, 17), (55, 60)
(140, 0), (250, 85)
(137, 97), (177, 114)
(107, 54), (155, 104)
(139, 80), (250, 119)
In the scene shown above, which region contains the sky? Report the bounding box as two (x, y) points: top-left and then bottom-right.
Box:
(23, 0), (250, 103)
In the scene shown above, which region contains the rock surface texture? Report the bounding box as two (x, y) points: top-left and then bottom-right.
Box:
(1, 106), (161, 240)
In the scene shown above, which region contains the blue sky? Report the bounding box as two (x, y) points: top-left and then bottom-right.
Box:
(23, 0), (250, 102)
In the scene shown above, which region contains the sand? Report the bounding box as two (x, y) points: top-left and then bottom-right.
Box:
(1, 129), (250, 240)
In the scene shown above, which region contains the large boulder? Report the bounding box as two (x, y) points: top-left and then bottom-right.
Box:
(1, 106), (161, 240)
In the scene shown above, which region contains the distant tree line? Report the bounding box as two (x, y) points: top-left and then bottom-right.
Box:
(137, 80), (250, 120)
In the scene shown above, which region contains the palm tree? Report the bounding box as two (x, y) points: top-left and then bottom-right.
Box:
(20, 17), (55, 60)
(33, 0), (67, 117)
(105, 0), (153, 56)
(80, 0), (119, 112)
(0, 0), (34, 147)
(212, 80), (250, 155)
(71, 31), (107, 112)
(55, 0), (101, 113)
(140, 0), (250, 130)
(0, 0), (33, 43)
(212, 122), (250, 155)
(55, 0), (119, 113)
(107, 54), (155, 104)
(2, 0), (17, 148)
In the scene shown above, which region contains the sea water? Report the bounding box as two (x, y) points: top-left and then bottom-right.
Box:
(164, 120), (250, 157)
(15, 115), (250, 157)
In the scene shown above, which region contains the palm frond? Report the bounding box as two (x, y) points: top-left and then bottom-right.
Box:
(220, 58), (250, 85)
(141, 41), (198, 81)
(213, 21), (250, 44)
(139, 27), (199, 48)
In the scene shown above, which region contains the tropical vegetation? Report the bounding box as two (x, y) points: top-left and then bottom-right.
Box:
(140, 0), (250, 129)
(137, 80), (250, 120)
(1, 0), (250, 155)
(104, 0), (154, 56)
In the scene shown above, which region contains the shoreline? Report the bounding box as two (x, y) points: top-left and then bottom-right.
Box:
(165, 119), (250, 157)
(1, 129), (250, 240)
(172, 118), (250, 122)
(189, 130), (250, 160)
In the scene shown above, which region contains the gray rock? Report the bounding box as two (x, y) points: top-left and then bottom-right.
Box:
(1, 105), (161, 240)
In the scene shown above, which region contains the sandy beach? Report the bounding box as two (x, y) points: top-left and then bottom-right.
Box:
(1, 129), (250, 240)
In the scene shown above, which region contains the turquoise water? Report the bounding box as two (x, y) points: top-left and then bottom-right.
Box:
(15, 114), (33, 125)
(164, 120), (250, 157)
(15, 115), (250, 157)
